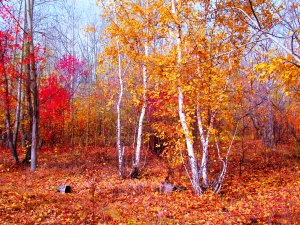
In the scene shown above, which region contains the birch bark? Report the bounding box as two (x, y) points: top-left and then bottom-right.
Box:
(113, 0), (124, 178)
(172, 0), (202, 195)
(197, 106), (214, 188)
(132, 0), (149, 178)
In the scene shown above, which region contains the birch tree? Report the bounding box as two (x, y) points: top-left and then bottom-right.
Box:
(99, 0), (259, 193)
(171, 0), (202, 194)
(166, 0), (246, 194)
(112, 0), (125, 178)
(24, 0), (39, 171)
(130, 0), (150, 179)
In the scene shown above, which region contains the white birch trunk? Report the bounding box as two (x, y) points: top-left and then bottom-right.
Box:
(134, 43), (148, 169)
(116, 53), (124, 177)
(197, 106), (208, 187)
(132, 0), (149, 177)
(196, 106), (214, 187)
(113, 0), (124, 178)
(172, 0), (201, 195)
(178, 88), (201, 194)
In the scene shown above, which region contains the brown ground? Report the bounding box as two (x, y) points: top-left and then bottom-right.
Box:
(0, 141), (299, 224)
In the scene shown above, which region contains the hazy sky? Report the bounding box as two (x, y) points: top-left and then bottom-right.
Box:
(75, 0), (98, 12)
(71, 0), (102, 26)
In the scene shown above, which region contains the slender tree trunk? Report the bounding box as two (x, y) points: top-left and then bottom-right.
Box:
(0, 37), (19, 163)
(3, 68), (19, 162)
(113, 0), (124, 178)
(21, 0), (32, 164)
(25, 0), (39, 171)
(12, 67), (22, 158)
(11, 37), (23, 161)
(20, 92), (27, 156)
(249, 113), (260, 139)
(213, 123), (238, 193)
(172, 0), (202, 195)
(197, 106), (214, 188)
(116, 49), (124, 178)
(10, 2), (24, 162)
(85, 88), (91, 147)
(266, 90), (274, 148)
(132, 0), (149, 178)
(23, 62), (32, 164)
(178, 89), (202, 195)
(132, 46), (148, 178)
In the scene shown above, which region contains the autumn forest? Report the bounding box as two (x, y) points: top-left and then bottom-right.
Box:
(0, 0), (300, 224)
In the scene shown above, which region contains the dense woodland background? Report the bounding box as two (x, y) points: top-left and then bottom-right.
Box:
(0, 0), (300, 224)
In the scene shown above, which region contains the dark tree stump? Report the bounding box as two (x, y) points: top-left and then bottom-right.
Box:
(57, 185), (72, 193)
(130, 166), (139, 179)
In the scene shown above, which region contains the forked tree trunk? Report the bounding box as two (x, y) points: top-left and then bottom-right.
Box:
(213, 123), (238, 193)
(197, 106), (214, 188)
(178, 89), (202, 195)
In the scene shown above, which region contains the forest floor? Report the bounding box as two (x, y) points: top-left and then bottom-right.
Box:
(0, 141), (299, 224)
